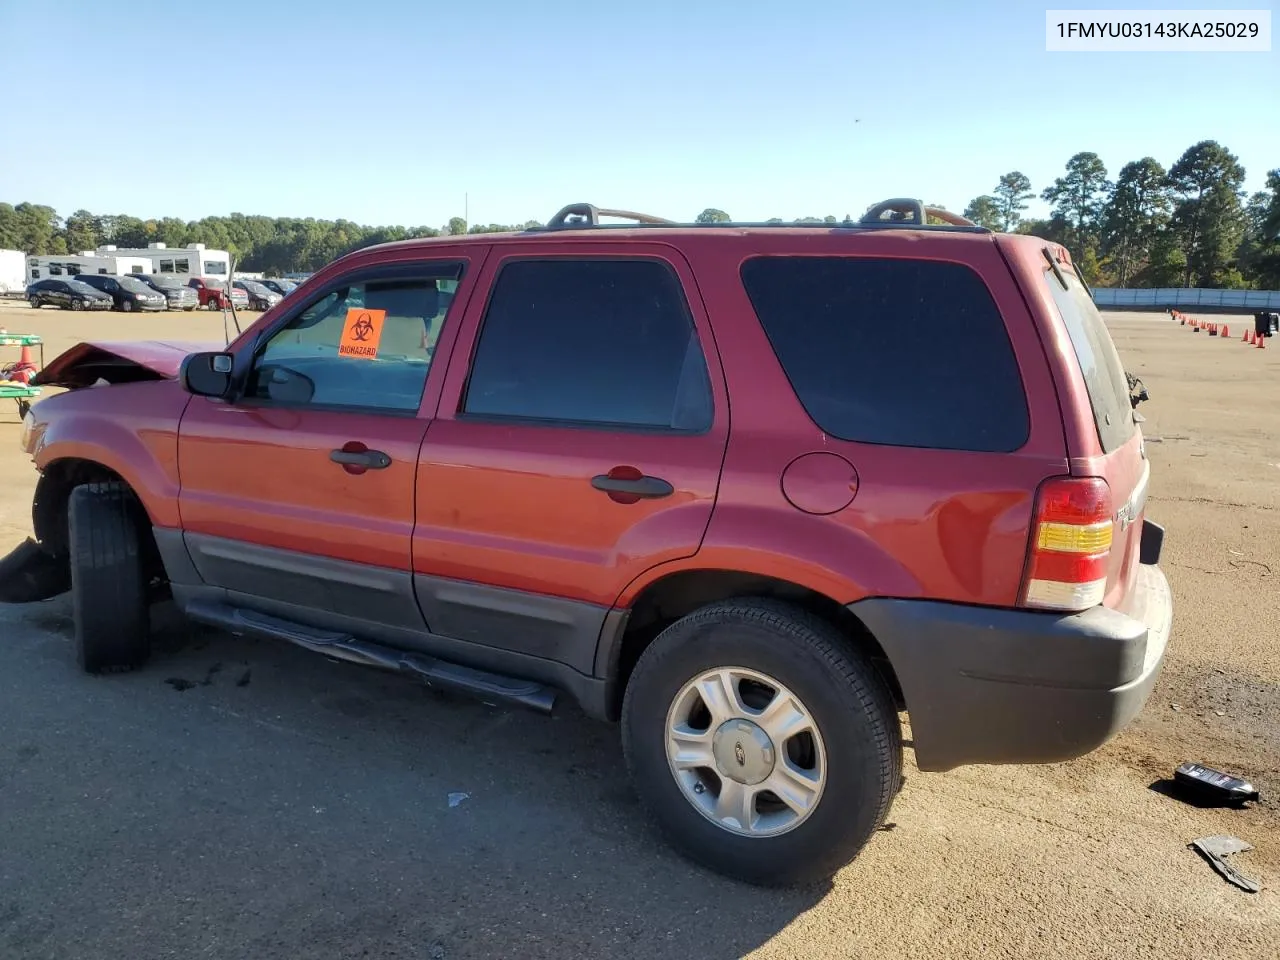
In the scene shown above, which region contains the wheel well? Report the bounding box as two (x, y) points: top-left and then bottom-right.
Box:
(609, 570), (905, 719)
(33, 459), (165, 583)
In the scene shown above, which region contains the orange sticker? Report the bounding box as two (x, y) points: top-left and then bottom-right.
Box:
(337, 308), (386, 359)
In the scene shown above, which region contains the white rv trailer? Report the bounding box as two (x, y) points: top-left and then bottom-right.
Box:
(0, 249), (25, 295)
(26, 253), (154, 282)
(94, 242), (230, 279)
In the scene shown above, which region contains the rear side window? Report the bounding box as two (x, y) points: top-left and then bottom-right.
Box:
(463, 259), (713, 431)
(1044, 268), (1136, 454)
(740, 256), (1029, 452)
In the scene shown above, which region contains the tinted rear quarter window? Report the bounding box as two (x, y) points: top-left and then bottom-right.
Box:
(1043, 269), (1136, 454)
(463, 259), (713, 431)
(740, 256), (1029, 452)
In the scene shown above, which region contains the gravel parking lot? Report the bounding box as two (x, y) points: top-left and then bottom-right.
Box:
(0, 302), (1276, 959)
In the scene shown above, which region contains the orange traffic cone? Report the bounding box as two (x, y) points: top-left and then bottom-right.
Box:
(1222, 325), (1229, 338)
(1243, 328), (1250, 341)
(1209, 323), (1218, 336)
(1258, 333), (1266, 349)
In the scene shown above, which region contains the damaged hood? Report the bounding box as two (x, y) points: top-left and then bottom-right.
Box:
(32, 340), (224, 389)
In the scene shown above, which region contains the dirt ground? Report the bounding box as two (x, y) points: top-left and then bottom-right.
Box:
(0, 300), (1276, 959)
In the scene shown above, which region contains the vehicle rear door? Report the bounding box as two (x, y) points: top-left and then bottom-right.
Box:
(176, 254), (482, 637)
(412, 243), (729, 674)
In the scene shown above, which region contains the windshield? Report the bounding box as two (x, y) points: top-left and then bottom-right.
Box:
(66, 280), (98, 294)
(204, 278), (226, 291)
(119, 277), (152, 293)
(150, 275), (183, 289)
(241, 281), (270, 295)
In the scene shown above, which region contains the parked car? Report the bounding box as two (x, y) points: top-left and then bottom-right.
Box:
(26, 278), (113, 311)
(259, 278), (298, 297)
(188, 277), (249, 311)
(0, 198), (1171, 888)
(232, 279), (283, 311)
(136, 274), (200, 311)
(76, 274), (167, 312)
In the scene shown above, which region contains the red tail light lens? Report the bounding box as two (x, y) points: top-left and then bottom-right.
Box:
(1020, 476), (1113, 612)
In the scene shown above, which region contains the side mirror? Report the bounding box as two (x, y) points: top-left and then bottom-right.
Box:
(181, 351), (234, 399)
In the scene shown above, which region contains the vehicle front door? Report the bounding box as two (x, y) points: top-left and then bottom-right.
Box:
(413, 244), (730, 675)
(176, 255), (480, 638)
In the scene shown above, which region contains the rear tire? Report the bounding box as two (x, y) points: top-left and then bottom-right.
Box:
(67, 482), (150, 674)
(28, 296), (40, 310)
(621, 599), (901, 887)
(122, 298), (134, 312)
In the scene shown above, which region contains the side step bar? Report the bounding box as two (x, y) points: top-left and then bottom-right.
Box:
(184, 600), (558, 714)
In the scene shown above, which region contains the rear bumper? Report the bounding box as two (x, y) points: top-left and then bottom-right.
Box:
(851, 551), (1172, 772)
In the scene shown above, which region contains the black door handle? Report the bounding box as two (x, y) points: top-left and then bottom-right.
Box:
(330, 448), (392, 469)
(591, 474), (674, 499)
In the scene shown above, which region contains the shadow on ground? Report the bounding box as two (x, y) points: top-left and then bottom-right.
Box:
(1, 597), (829, 960)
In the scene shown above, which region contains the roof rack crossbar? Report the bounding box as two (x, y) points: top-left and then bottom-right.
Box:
(545, 204), (674, 229)
(860, 198), (977, 228)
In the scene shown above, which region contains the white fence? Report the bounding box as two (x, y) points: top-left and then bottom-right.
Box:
(1093, 287), (1280, 312)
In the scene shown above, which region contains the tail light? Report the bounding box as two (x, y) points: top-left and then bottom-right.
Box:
(1019, 476), (1113, 612)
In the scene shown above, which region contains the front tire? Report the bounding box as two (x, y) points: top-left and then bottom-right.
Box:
(67, 482), (150, 674)
(28, 296), (40, 310)
(122, 298), (134, 312)
(621, 599), (901, 887)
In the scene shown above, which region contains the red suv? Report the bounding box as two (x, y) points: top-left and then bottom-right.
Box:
(188, 277), (249, 311)
(0, 200), (1171, 886)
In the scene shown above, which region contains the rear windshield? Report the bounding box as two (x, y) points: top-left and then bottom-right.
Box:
(740, 256), (1030, 453)
(1043, 268), (1136, 454)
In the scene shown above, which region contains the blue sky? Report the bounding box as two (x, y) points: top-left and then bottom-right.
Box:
(0, 0), (1274, 227)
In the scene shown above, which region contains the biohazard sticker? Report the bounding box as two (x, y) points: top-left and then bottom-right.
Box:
(338, 308), (386, 359)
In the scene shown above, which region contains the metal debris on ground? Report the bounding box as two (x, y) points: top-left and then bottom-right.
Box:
(1189, 836), (1260, 893)
(1172, 762), (1261, 806)
(447, 792), (470, 808)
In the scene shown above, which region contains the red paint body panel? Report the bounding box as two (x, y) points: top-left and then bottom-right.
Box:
(613, 231), (1069, 609)
(174, 248), (488, 571)
(29, 380), (191, 528)
(36, 339), (223, 386)
(176, 400), (427, 570)
(19, 223), (1146, 621)
(414, 241), (730, 606)
(995, 235), (1147, 611)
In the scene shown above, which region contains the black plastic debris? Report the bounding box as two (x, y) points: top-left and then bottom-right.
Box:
(1173, 762), (1261, 807)
(1189, 836), (1260, 893)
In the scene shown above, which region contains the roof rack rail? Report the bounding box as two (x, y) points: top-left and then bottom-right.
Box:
(544, 203), (675, 229)
(860, 198), (978, 228)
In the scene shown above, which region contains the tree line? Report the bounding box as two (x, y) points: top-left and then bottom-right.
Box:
(959, 140), (1279, 289)
(2, 138), (1276, 288)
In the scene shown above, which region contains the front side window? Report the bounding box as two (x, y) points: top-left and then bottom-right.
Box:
(243, 266), (461, 413)
(462, 258), (713, 431)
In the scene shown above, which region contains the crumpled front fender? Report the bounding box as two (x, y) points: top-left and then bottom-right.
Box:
(0, 538), (70, 604)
